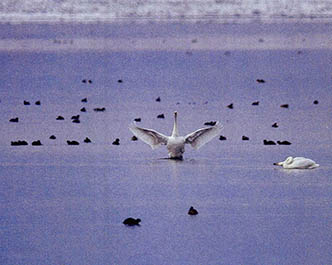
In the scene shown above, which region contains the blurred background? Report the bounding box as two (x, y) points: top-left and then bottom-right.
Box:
(0, 0), (332, 23)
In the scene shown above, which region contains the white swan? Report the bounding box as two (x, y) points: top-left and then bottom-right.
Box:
(273, 156), (319, 169)
(129, 112), (222, 159)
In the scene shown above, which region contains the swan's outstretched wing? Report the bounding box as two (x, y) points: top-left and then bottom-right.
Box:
(184, 122), (223, 150)
(129, 124), (168, 149)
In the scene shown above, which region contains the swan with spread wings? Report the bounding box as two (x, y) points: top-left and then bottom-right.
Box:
(129, 112), (222, 159)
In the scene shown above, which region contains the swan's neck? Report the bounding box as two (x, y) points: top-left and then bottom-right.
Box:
(171, 112), (179, 137)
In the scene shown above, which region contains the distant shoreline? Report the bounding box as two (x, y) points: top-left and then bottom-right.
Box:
(0, 20), (332, 52)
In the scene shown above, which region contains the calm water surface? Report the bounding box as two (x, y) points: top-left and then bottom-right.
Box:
(0, 23), (331, 265)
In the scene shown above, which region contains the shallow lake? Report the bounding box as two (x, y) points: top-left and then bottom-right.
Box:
(0, 22), (331, 265)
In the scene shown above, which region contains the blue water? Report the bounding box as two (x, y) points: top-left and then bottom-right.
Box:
(0, 23), (332, 265)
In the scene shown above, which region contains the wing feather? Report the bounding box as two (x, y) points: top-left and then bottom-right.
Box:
(185, 122), (223, 150)
(129, 124), (168, 149)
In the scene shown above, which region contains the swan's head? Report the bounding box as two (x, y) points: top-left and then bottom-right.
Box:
(274, 156), (294, 166)
(174, 111), (178, 118)
(285, 156), (294, 164)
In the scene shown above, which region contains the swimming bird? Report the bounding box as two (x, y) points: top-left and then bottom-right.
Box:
(204, 121), (217, 126)
(129, 112), (222, 159)
(280, 104), (289, 108)
(67, 140), (79, 145)
(277, 140), (291, 145)
(273, 156), (319, 169)
(71, 115), (80, 120)
(263, 139), (276, 145)
(94, 107), (106, 112)
(112, 138), (120, 145)
(31, 140), (42, 146)
(11, 140), (28, 146)
(84, 137), (91, 143)
(219, 135), (227, 141)
(123, 217), (141, 226)
(9, 117), (19, 122)
(256, 79), (265, 83)
(188, 206), (198, 215)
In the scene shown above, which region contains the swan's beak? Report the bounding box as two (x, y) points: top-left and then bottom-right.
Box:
(273, 162), (281, 166)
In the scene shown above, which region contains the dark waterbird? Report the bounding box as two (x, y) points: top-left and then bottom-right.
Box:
(134, 118), (141, 122)
(252, 101), (259, 106)
(11, 140), (28, 146)
(272, 122), (279, 128)
(49, 135), (56, 140)
(23, 100), (30, 105)
(112, 138), (120, 145)
(204, 121), (216, 126)
(80, 107), (86, 112)
(35, 101), (41, 105)
(256, 79), (265, 83)
(56, 116), (65, 120)
(263, 139), (276, 145)
(155, 97), (161, 102)
(81, 98), (88, 103)
(9, 117), (19, 122)
(131, 135), (138, 141)
(84, 137), (91, 143)
(31, 140), (42, 146)
(188, 206), (198, 215)
(277, 140), (292, 145)
(123, 218), (141, 226)
(219, 135), (227, 141)
(157, 113), (165, 119)
(67, 140), (79, 145)
(280, 104), (289, 108)
(227, 103), (233, 109)
(71, 115), (80, 120)
(71, 115), (80, 123)
(93, 107), (106, 112)
(242, 135), (249, 141)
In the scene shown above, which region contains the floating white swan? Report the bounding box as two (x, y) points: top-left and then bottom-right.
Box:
(129, 112), (222, 159)
(273, 156), (319, 169)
